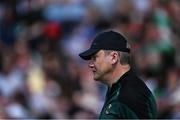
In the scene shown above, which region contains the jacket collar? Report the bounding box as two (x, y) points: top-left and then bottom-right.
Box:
(107, 69), (134, 97)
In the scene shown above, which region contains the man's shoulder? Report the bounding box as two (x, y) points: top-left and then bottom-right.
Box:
(116, 73), (156, 118)
(120, 75), (151, 99)
(120, 71), (151, 95)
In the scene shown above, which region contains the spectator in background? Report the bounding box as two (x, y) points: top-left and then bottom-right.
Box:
(0, 6), (16, 46)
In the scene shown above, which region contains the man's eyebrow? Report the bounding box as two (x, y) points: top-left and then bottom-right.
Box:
(91, 54), (97, 58)
(91, 53), (98, 59)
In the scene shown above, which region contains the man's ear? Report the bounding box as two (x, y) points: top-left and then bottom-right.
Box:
(111, 51), (119, 64)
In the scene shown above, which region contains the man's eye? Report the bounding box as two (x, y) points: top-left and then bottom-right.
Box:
(92, 57), (95, 60)
(92, 55), (97, 60)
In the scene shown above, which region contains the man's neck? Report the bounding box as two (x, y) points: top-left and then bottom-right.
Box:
(108, 64), (130, 87)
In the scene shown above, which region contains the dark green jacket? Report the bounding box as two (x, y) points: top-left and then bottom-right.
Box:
(99, 70), (157, 119)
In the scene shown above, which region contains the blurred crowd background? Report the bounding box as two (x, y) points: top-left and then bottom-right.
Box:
(0, 0), (180, 119)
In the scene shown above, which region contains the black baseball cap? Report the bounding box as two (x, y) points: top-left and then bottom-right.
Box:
(79, 30), (130, 60)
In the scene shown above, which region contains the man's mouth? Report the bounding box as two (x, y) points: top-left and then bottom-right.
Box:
(92, 70), (96, 74)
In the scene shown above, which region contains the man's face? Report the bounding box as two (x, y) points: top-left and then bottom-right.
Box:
(88, 50), (112, 82)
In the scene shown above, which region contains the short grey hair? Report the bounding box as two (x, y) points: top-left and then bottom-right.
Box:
(104, 50), (131, 65)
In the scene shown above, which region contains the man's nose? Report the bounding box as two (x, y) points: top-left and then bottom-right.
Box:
(88, 61), (94, 68)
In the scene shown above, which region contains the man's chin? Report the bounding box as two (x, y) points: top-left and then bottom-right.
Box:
(93, 78), (98, 81)
(93, 76), (98, 80)
(93, 76), (100, 81)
